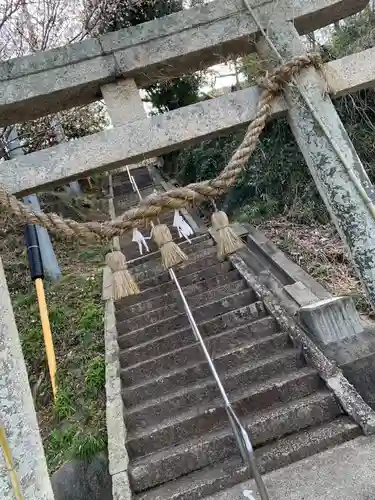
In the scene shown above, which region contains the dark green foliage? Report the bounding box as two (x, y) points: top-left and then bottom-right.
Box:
(168, 9), (375, 224)
(329, 6), (375, 58)
(169, 120), (328, 224)
(146, 74), (204, 112)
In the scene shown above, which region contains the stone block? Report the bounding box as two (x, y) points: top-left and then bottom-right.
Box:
(51, 453), (112, 500)
(300, 296), (363, 345)
(1, 85), (279, 195)
(104, 301), (129, 477)
(285, 281), (319, 307)
(101, 79), (144, 127)
(0, 53), (116, 125)
(0, 38), (103, 82)
(342, 352), (375, 410)
(322, 329), (375, 410)
(111, 470), (131, 500)
(258, 21), (375, 309)
(102, 266), (112, 301)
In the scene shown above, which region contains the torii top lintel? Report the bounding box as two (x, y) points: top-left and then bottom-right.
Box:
(0, 0), (368, 126)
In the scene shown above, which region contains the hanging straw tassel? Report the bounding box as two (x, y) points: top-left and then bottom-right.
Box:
(105, 250), (140, 300)
(212, 211), (245, 261)
(152, 224), (188, 269)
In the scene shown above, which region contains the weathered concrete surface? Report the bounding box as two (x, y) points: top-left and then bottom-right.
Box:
(104, 299), (132, 500)
(230, 252), (375, 436)
(0, 258), (54, 499)
(148, 165), (204, 235)
(262, 269), (375, 417)
(231, 224), (375, 416)
(325, 45), (375, 96)
(300, 296), (363, 344)
(103, 80), (142, 492)
(322, 327), (375, 409)
(111, 470), (131, 500)
(4, 41), (375, 197)
(0, 0), (367, 124)
(258, 23), (375, 313)
(101, 79), (144, 126)
(101, 78), (161, 176)
(101, 81), (136, 496)
(241, 225), (375, 419)
(102, 265), (113, 301)
(102, 78), (152, 260)
(326, 373), (375, 435)
(104, 300), (130, 479)
(206, 436), (375, 500)
(284, 281), (319, 306)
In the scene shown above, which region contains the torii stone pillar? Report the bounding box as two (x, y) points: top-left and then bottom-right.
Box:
(257, 22), (375, 312)
(101, 78), (146, 251)
(0, 258), (54, 499)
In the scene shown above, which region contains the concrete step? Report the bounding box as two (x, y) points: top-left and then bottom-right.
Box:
(157, 214), (177, 226)
(113, 182), (154, 199)
(123, 233), (211, 267)
(116, 269), (242, 321)
(126, 368), (321, 458)
(120, 308), (274, 368)
(119, 311), (281, 383)
(134, 253), (229, 291)
(127, 235), (213, 273)
(134, 417), (360, 500)
(112, 167), (151, 187)
(114, 189), (156, 212)
(122, 346), (303, 408)
(119, 228), (205, 262)
(120, 232), (182, 261)
(155, 213), (195, 231)
(131, 245), (216, 283)
(117, 261), (233, 307)
(129, 390), (341, 492)
(118, 290), (259, 349)
(117, 280), (247, 333)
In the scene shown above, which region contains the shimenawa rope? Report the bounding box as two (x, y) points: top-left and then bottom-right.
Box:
(0, 55), (318, 241)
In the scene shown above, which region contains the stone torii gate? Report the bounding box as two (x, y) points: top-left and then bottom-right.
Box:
(1, 0), (375, 497)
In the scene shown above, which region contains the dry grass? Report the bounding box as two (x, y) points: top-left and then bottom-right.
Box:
(257, 217), (373, 317)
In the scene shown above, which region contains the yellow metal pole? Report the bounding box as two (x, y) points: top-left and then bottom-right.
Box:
(0, 426), (23, 500)
(34, 278), (57, 399)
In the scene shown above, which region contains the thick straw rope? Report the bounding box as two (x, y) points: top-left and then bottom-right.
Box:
(0, 55), (319, 241)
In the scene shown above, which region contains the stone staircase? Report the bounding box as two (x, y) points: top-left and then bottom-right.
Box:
(110, 167), (362, 500)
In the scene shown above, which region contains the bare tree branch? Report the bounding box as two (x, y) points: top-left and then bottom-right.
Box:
(0, 0), (22, 31)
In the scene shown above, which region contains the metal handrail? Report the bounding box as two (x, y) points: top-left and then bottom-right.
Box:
(169, 268), (269, 500)
(125, 167), (270, 499)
